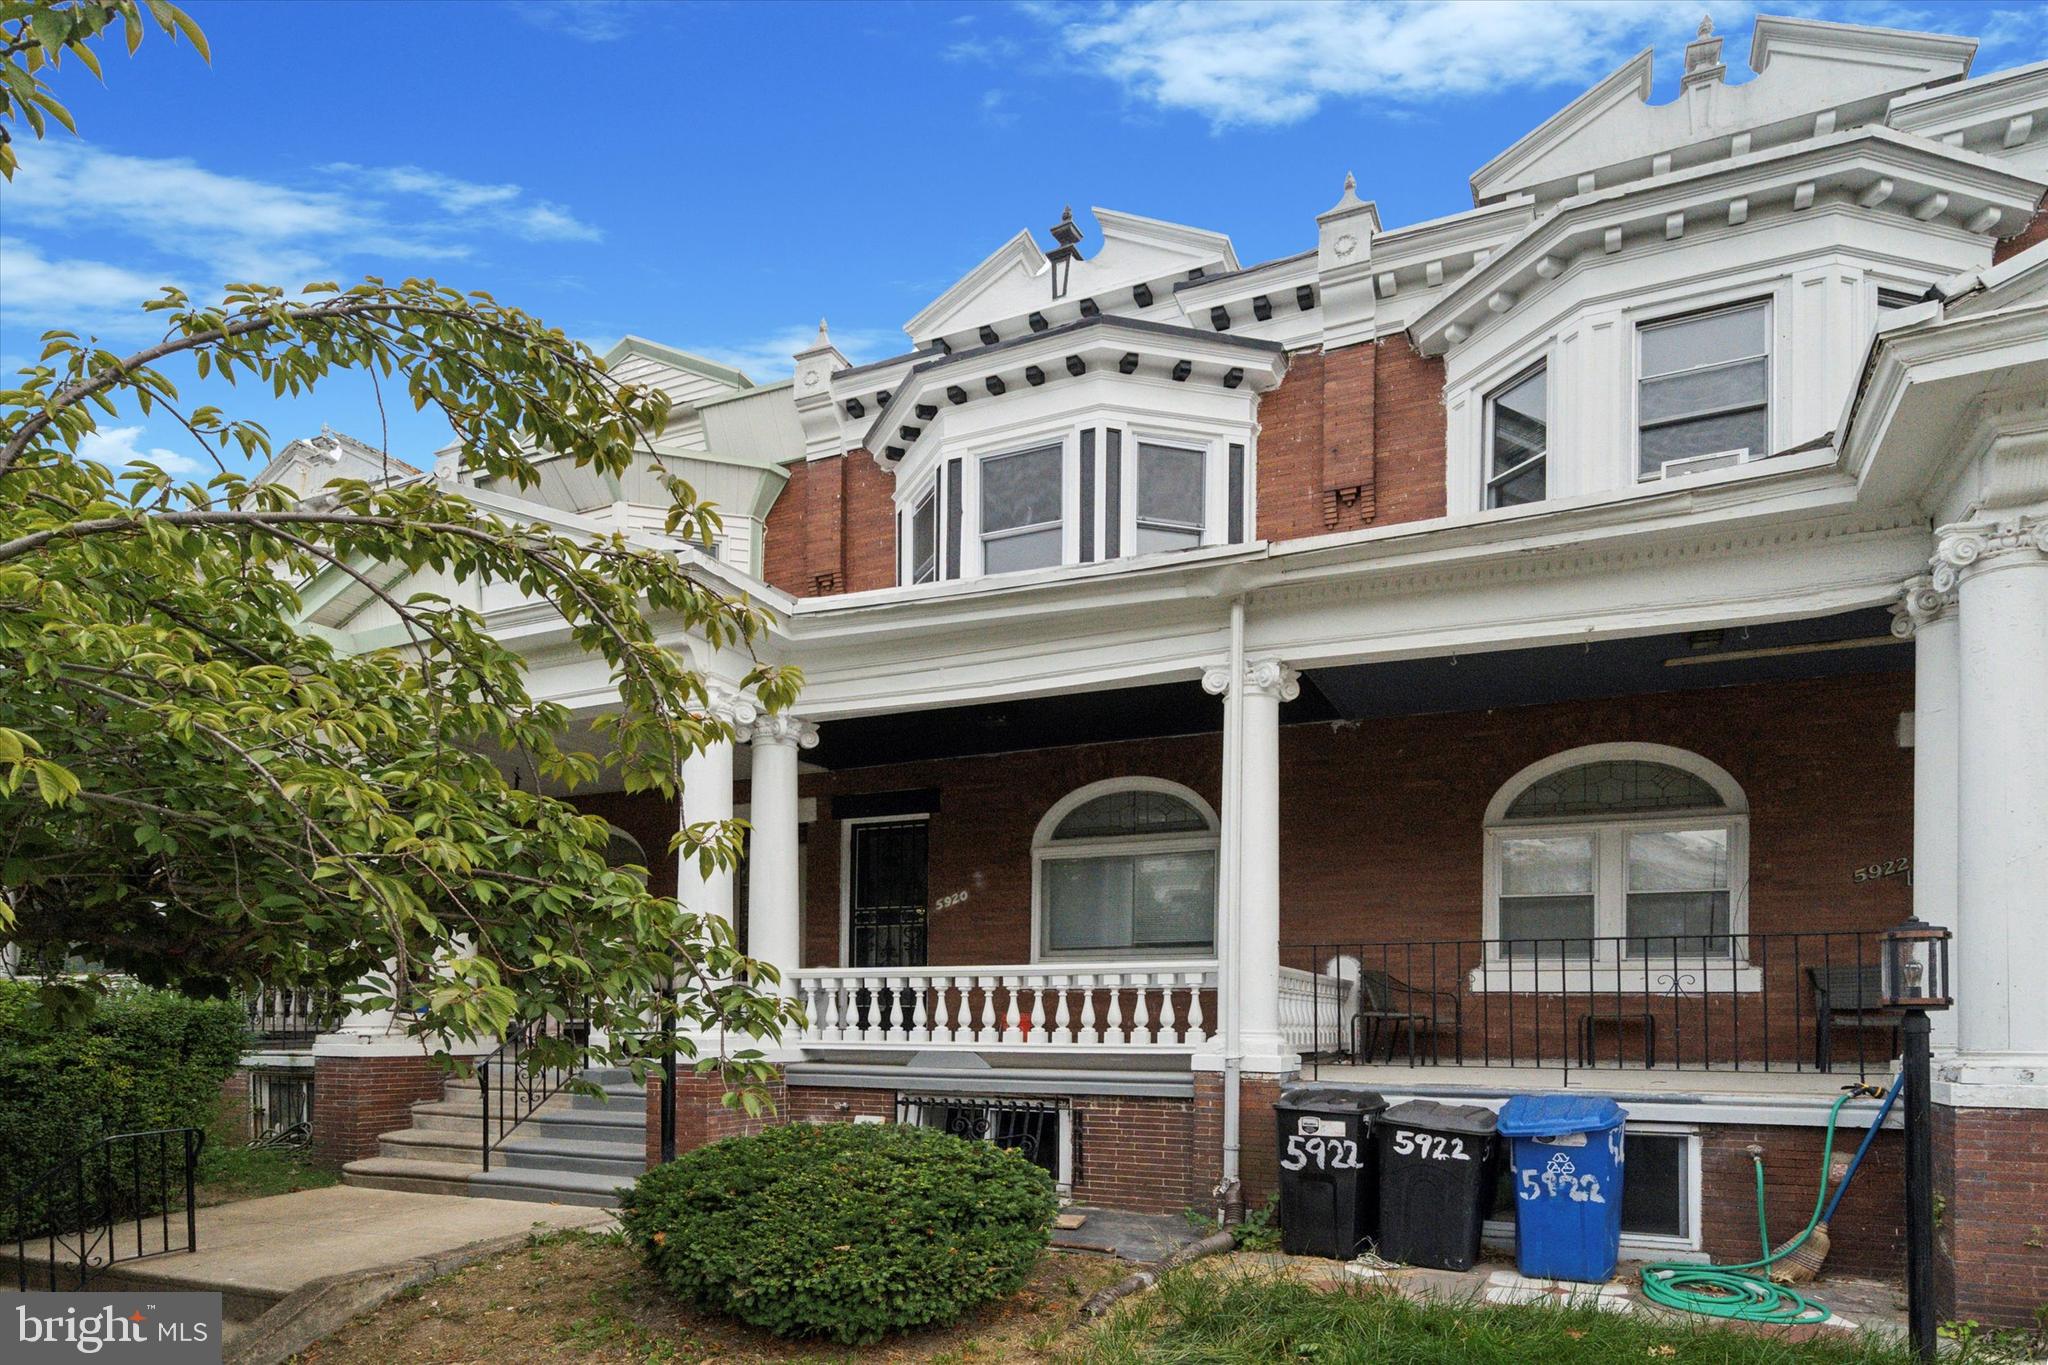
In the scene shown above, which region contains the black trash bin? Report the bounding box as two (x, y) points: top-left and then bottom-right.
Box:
(1375, 1100), (1499, 1271)
(1274, 1085), (1386, 1259)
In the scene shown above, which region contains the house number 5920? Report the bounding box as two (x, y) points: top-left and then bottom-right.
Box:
(1852, 857), (1910, 883)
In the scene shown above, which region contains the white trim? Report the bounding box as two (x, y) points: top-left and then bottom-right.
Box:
(1482, 359), (1551, 510)
(1030, 778), (1220, 964)
(836, 812), (932, 969)
(1481, 1122), (1706, 1255)
(1632, 296), (1775, 484)
(1485, 743), (1748, 824)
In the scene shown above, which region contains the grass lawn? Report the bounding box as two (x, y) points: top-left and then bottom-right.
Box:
(1069, 1264), (1920, 1364)
(196, 1142), (339, 1206)
(288, 1230), (1992, 1365)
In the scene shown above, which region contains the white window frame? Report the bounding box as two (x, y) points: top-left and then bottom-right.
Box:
(1030, 777), (1221, 963)
(903, 478), (940, 586)
(1483, 1122), (1703, 1255)
(1125, 427), (1222, 557)
(1482, 360), (1549, 510)
(1476, 743), (1755, 993)
(977, 441), (1067, 577)
(1632, 298), (1773, 483)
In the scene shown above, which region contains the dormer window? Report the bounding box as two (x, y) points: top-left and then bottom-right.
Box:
(1636, 301), (1769, 479)
(1484, 364), (1547, 509)
(980, 444), (1064, 574)
(1136, 442), (1206, 552)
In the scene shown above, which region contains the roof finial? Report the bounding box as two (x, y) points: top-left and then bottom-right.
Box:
(816, 317), (830, 343)
(1344, 170), (1356, 193)
(1697, 13), (1712, 38)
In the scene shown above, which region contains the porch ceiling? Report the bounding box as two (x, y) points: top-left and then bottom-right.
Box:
(806, 606), (1907, 769)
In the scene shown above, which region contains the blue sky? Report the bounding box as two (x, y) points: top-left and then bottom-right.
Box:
(3, 0), (2044, 476)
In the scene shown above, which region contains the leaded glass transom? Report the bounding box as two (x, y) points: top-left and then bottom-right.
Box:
(1052, 790), (1209, 840)
(1504, 760), (1723, 821)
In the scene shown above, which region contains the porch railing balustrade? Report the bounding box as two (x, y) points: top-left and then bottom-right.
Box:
(1282, 930), (1901, 1082)
(788, 961), (1219, 1051)
(244, 986), (342, 1046)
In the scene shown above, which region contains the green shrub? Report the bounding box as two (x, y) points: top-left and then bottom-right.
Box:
(0, 980), (246, 1238)
(619, 1121), (1058, 1345)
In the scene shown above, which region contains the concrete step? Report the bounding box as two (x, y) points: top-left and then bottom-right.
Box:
(377, 1126), (487, 1164)
(467, 1166), (633, 1208)
(412, 1098), (644, 1144)
(340, 1156), (478, 1197)
(496, 1135), (646, 1180)
(568, 1084), (645, 1113)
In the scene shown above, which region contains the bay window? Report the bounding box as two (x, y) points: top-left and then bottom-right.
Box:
(980, 444), (1064, 574)
(1135, 442), (1206, 553)
(1484, 364), (1548, 508)
(1636, 301), (1770, 479)
(908, 485), (938, 584)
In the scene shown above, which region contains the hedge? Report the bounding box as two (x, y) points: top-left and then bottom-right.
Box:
(620, 1121), (1058, 1345)
(0, 981), (246, 1239)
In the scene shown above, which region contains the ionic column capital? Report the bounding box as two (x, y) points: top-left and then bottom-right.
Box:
(694, 685), (760, 731)
(749, 713), (820, 750)
(1930, 514), (2048, 592)
(1202, 658), (1301, 702)
(1889, 574), (1957, 639)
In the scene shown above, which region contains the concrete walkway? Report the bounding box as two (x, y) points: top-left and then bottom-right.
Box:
(3, 1185), (613, 1353)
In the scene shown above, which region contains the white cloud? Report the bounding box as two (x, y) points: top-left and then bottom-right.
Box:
(76, 425), (210, 478)
(0, 237), (180, 320)
(697, 324), (899, 384)
(511, 1), (640, 43)
(1048, 0), (1739, 127)
(323, 164), (602, 242)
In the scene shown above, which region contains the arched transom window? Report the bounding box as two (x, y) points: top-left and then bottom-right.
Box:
(1485, 745), (1747, 962)
(1033, 779), (1219, 960)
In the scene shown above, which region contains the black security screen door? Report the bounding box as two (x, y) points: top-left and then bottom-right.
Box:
(850, 819), (929, 968)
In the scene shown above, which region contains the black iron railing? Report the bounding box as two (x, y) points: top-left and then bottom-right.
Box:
(11, 1129), (204, 1291)
(477, 1010), (591, 1171)
(244, 987), (341, 1045)
(1281, 930), (1901, 1083)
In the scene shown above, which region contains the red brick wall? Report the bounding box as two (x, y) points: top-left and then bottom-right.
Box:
(643, 1069), (786, 1165)
(311, 1054), (448, 1168)
(1991, 204), (2048, 265)
(778, 670), (1913, 969)
(761, 451), (899, 598)
(1935, 1104), (2048, 1328)
(1071, 1094), (1199, 1214)
(1254, 337), (1447, 543)
(1194, 1071), (1287, 1215)
(1696, 1121), (1904, 1278)
(216, 1071), (253, 1146)
(786, 1084), (896, 1124)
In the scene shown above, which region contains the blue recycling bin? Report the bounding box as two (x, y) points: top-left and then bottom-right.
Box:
(1497, 1094), (1627, 1282)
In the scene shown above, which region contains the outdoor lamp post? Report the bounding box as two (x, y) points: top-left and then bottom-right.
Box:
(1881, 917), (1951, 1364)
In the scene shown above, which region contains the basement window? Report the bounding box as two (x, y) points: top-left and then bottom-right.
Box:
(1486, 1125), (1699, 1251)
(900, 1093), (1071, 1197)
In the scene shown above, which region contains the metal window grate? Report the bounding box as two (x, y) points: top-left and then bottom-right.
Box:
(248, 1069), (315, 1146)
(898, 1093), (1071, 1195)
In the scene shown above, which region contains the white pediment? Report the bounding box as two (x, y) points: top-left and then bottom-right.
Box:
(1472, 14), (1976, 203)
(601, 336), (752, 411)
(903, 209), (1238, 345)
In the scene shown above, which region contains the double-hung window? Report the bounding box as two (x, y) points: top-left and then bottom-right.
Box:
(1036, 782), (1218, 958)
(1135, 442), (1205, 553)
(1484, 364), (1548, 508)
(1487, 750), (1745, 964)
(1636, 301), (1770, 479)
(908, 485), (938, 585)
(980, 444), (1063, 573)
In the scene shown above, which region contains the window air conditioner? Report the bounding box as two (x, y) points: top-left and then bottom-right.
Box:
(1657, 447), (1753, 479)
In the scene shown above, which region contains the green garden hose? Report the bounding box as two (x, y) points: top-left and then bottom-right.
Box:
(1637, 1090), (1861, 1325)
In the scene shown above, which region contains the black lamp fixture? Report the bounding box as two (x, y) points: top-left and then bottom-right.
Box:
(1881, 917), (1951, 1010)
(1882, 915), (1952, 1364)
(1047, 206), (1084, 300)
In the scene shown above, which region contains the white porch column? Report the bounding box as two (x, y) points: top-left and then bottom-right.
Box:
(1936, 514), (2048, 1096)
(1204, 657), (1300, 1069)
(677, 689), (756, 935)
(745, 714), (818, 996)
(1893, 576), (1961, 1054)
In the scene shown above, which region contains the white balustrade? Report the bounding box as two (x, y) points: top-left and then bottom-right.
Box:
(789, 961), (1220, 1052)
(1278, 965), (1356, 1054)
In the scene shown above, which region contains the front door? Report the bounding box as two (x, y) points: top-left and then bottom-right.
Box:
(849, 818), (929, 969)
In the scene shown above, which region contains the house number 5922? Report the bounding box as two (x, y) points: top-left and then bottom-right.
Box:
(1852, 857), (1910, 884)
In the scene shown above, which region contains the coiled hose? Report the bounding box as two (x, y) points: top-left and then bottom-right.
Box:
(1637, 1087), (1876, 1325)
